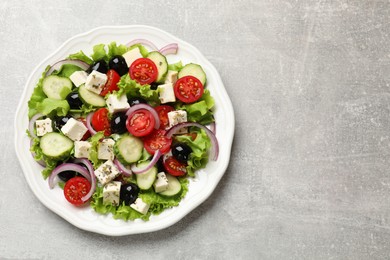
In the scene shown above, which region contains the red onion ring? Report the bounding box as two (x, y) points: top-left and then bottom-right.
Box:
(126, 39), (158, 50)
(166, 122), (219, 161)
(28, 113), (44, 139)
(86, 112), (97, 135)
(46, 59), (89, 77)
(114, 158), (132, 177)
(73, 158), (96, 202)
(48, 163), (91, 189)
(131, 150), (162, 174)
(159, 43), (178, 55)
(125, 104), (160, 129)
(209, 122), (216, 135)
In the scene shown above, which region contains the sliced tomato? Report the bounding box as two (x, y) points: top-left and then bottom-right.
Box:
(154, 105), (174, 129)
(100, 69), (120, 96)
(174, 76), (204, 103)
(92, 108), (111, 136)
(163, 155), (187, 177)
(126, 109), (155, 137)
(143, 129), (172, 154)
(129, 58), (158, 85)
(63, 176), (91, 206)
(78, 117), (91, 140)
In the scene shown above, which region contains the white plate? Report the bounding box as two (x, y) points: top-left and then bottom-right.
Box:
(14, 25), (234, 236)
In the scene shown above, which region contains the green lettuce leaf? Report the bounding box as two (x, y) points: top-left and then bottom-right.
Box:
(88, 131), (104, 167)
(128, 44), (149, 57)
(168, 61), (183, 71)
(36, 98), (70, 117)
(51, 64), (83, 78)
(175, 90), (215, 125)
(175, 129), (211, 177)
(117, 74), (160, 104)
(108, 42), (130, 57)
(90, 44), (107, 62)
(28, 67), (49, 118)
(68, 50), (93, 65)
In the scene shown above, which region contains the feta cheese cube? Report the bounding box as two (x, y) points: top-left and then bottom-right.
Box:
(153, 172), (169, 193)
(130, 198), (150, 215)
(69, 71), (88, 87)
(61, 118), (88, 141)
(168, 110), (187, 133)
(85, 70), (108, 94)
(164, 70), (178, 84)
(94, 160), (120, 185)
(122, 47), (143, 67)
(35, 118), (53, 136)
(103, 181), (121, 206)
(106, 94), (130, 114)
(98, 138), (115, 161)
(158, 83), (176, 104)
(74, 141), (91, 158)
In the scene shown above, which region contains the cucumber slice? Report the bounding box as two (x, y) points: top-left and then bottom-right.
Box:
(178, 63), (207, 85)
(135, 161), (157, 190)
(147, 51), (168, 83)
(114, 135), (143, 164)
(42, 75), (72, 100)
(78, 84), (106, 107)
(159, 174), (182, 197)
(40, 132), (73, 160)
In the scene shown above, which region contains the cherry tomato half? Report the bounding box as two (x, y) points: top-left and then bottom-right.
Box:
(163, 155), (187, 177)
(129, 58), (158, 85)
(126, 109), (155, 137)
(154, 105), (174, 129)
(143, 129), (172, 155)
(174, 76), (204, 103)
(63, 176), (91, 206)
(92, 108), (111, 136)
(100, 69), (120, 97)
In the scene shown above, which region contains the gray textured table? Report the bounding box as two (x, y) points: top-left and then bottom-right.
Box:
(2, 0), (390, 259)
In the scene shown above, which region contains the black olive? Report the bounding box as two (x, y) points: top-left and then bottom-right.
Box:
(87, 60), (108, 74)
(150, 83), (159, 90)
(54, 116), (72, 131)
(155, 157), (165, 173)
(128, 97), (147, 106)
(172, 143), (192, 163)
(66, 91), (83, 109)
(110, 112), (127, 134)
(58, 171), (77, 182)
(120, 183), (139, 205)
(109, 56), (128, 76)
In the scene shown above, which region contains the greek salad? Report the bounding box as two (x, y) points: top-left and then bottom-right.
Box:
(27, 40), (218, 221)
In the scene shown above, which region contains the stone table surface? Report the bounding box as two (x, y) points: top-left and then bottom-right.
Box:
(1, 0), (390, 259)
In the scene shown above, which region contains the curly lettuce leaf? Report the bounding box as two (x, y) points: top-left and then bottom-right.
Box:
(175, 129), (211, 177)
(90, 178), (189, 221)
(117, 74), (160, 104)
(108, 42), (130, 57)
(51, 64), (83, 78)
(175, 89), (215, 125)
(90, 44), (107, 62)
